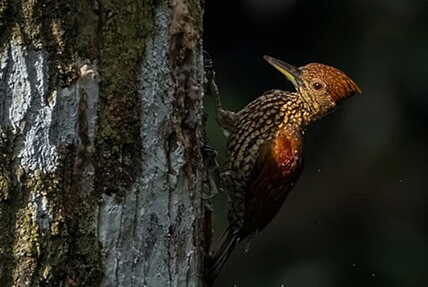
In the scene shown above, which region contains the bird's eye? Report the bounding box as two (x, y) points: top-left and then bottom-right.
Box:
(312, 82), (324, 90)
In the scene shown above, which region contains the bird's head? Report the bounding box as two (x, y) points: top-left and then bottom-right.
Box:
(264, 55), (361, 121)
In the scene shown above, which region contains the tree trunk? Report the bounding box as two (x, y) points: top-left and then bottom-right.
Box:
(0, 1), (211, 286)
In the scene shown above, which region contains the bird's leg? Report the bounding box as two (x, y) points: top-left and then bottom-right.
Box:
(203, 51), (237, 136)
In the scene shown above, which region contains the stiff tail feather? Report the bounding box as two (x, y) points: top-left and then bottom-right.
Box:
(209, 226), (239, 282)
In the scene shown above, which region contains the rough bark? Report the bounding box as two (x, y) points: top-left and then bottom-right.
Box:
(0, 1), (211, 286)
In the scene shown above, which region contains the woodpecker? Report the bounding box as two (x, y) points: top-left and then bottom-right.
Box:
(209, 55), (361, 280)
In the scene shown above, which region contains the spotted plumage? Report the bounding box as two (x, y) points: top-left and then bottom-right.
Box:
(209, 55), (361, 281)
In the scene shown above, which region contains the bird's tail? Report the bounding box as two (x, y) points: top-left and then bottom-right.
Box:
(209, 225), (239, 282)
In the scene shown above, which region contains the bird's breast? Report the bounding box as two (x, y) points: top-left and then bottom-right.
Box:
(272, 127), (304, 176)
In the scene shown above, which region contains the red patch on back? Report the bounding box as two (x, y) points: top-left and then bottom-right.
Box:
(272, 129), (303, 176)
(241, 128), (304, 236)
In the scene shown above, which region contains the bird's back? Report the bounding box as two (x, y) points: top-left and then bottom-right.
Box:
(223, 89), (305, 235)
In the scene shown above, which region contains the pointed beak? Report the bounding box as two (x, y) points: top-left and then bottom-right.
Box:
(263, 55), (304, 88)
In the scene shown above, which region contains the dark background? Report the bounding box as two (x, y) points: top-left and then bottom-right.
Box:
(203, 0), (428, 286)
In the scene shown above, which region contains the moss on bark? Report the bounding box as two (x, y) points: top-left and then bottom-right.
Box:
(93, 0), (151, 198)
(0, 127), (20, 287)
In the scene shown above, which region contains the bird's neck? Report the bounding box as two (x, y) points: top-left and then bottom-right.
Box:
(283, 92), (321, 129)
(298, 89), (337, 125)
